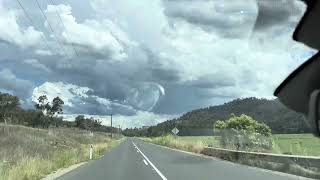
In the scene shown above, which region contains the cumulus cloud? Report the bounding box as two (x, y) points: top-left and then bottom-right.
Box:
(0, 0), (317, 128)
(163, 0), (258, 38)
(32, 82), (159, 115)
(32, 82), (92, 107)
(254, 0), (306, 30)
(33, 82), (173, 127)
(0, 2), (43, 48)
(44, 4), (130, 60)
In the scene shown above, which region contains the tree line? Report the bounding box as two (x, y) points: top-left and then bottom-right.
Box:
(123, 97), (311, 137)
(0, 92), (118, 133)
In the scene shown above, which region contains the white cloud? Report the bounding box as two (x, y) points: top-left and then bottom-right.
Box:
(0, 2), (43, 48)
(149, 0), (314, 99)
(32, 82), (92, 107)
(90, 0), (168, 49)
(35, 49), (53, 56)
(0, 0), (317, 124)
(61, 111), (178, 129)
(114, 111), (178, 129)
(44, 4), (130, 60)
(31, 81), (165, 113)
(94, 96), (111, 108)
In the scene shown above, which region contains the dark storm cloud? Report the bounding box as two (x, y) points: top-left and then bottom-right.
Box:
(163, 0), (257, 38)
(0, 0), (314, 124)
(0, 68), (34, 99)
(64, 95), (136, 115)
(142, 49), (181, 82)
(183, 75), (235, 89)
(164, 0), (306, 37)
(254, 0), (306, 30)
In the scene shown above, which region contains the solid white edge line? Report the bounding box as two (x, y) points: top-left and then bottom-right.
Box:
(132, 141), (168, 180)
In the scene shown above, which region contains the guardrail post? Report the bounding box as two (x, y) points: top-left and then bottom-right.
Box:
(89, 144), (93, 160)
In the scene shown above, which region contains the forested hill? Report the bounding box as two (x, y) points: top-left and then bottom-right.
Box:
(132, 98), (311, 136)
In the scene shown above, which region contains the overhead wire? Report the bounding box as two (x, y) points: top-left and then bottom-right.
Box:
(15, 0), (54, 54)
(34, 0), (70, 58)
(47, 0), (79, 57)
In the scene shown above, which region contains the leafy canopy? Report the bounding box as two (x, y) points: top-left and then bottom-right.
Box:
(214, 114), (273, 150)
(35, 95), (64, 117)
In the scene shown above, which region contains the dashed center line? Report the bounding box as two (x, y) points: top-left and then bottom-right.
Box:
(143, 159), (148, 165)
(132, 141), (168, 180)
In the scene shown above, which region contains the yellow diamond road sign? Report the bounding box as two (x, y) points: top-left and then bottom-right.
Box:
(172, 127), (179, 135)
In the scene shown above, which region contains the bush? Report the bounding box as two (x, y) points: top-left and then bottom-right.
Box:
(150, 135), (205, 153)
(214, 114), (273, 150)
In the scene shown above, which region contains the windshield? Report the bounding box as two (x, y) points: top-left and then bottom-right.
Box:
(0, 0), (319, 180)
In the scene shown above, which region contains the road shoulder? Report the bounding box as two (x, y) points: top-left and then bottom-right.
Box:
(138, 139), (315, 180)
(42, 162), (87, 180)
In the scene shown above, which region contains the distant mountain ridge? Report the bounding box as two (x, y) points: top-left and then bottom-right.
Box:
(143, 97), (311, 136)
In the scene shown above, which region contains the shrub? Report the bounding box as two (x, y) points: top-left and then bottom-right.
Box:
(214, 114), (273, 150)
(150, 135), (204, 153)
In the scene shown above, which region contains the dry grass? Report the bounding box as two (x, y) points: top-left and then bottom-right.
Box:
(164, 134), (320, 156)
(144, 135), (205, 153)
(0, 124), (122, 180)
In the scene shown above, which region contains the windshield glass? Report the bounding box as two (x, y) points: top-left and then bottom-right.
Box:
(0, 0), (319, 180)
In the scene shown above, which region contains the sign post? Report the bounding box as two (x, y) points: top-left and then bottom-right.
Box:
(171, 127), (179, 136)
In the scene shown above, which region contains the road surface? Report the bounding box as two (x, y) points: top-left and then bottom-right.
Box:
(58, 138), (309, 180)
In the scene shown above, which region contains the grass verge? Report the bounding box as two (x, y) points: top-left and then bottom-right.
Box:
(153, 134), (320, 156)
(0, 124), (122, 180)
(142, 135), (205, 153)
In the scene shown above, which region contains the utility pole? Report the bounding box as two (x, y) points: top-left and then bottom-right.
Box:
(110, 114), (113, 139)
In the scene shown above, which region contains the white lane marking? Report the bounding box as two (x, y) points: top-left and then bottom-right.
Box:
(143, 159), (148, 166)
(132, 141), (168, 180)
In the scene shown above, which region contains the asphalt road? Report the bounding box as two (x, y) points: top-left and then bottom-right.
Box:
(58, 138), (310, 180)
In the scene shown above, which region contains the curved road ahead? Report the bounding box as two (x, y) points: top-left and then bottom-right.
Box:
(58, 138), (311, 180)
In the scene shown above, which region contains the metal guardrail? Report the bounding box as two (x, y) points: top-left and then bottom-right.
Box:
(201, 147), (320, 168)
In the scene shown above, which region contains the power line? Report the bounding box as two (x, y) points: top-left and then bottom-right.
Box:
(47, 0), (79, 57)
(34, 0), (70, 57)
(15, 0), (53, 53)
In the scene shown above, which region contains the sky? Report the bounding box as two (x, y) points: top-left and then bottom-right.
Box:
(0, 0), (316, 128)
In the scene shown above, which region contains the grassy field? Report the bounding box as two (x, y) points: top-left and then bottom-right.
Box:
(271, 134), (320, 156)
(0, 124), (122, 180)
(146, 134), (320, 156)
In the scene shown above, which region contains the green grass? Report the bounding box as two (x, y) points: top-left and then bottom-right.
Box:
(272, 134), (320, 156)
(0, 124), (122, 180)
(144, 134), (320, 179)
(169, 134), (320, 156)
